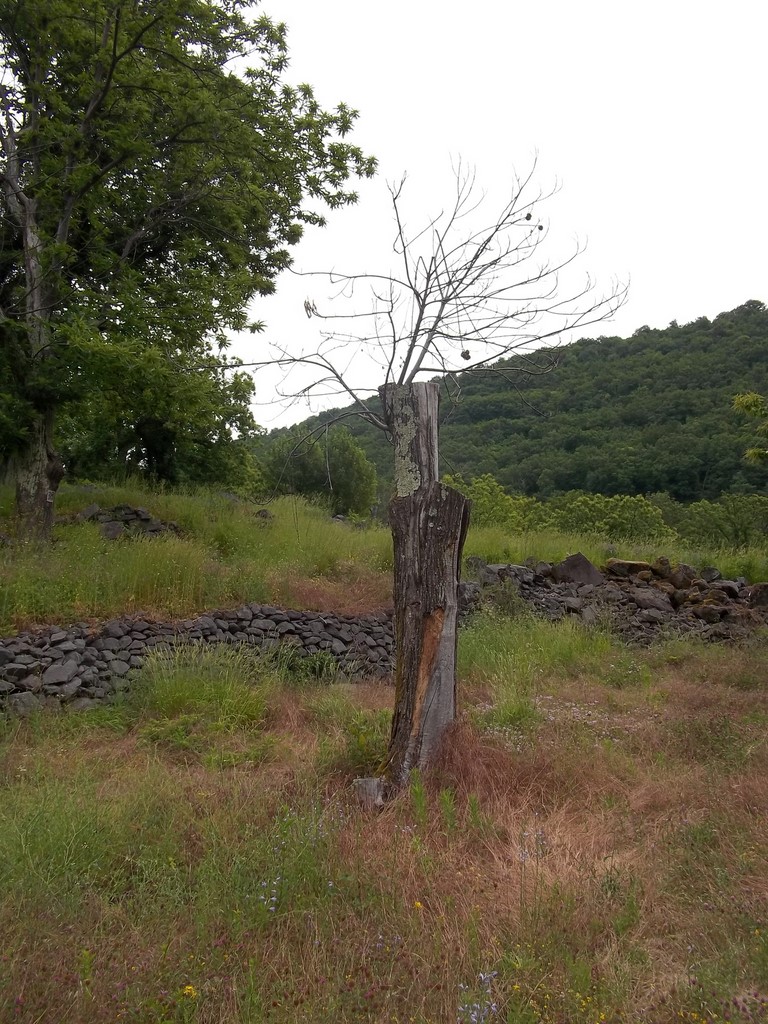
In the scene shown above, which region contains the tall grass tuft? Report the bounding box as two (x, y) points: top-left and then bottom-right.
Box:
(460, 611), (610, 723)
(133, 645), (275, 729)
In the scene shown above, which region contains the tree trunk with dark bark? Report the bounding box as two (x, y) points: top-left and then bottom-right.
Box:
(2, 176), (65, 540)
(13, 408), (64, 541)
(353, 381), (470, 805)
(386, 480), (470, 787)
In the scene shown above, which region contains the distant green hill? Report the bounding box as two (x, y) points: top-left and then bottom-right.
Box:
(283, 300), (768, 502)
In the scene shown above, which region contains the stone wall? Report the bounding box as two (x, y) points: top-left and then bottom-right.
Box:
(0, 605), (394, 716)
(2, 551), (766, 716)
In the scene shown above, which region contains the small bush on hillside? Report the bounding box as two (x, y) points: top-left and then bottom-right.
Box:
(259, 427), (377, 515)
(444, 473), (535, 530)
(543, 492), (677, 543)
(676, 493), (768, 547)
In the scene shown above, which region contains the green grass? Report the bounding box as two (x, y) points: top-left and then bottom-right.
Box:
(459, 610), (619, 690)
(0, 483), (392, 630)
(1, 616), (767, 1023)
(133, 646), (275, 726)
(2, 480), (767, 632)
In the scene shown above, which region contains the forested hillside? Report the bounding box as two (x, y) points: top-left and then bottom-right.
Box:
(294, 301), (768, 501)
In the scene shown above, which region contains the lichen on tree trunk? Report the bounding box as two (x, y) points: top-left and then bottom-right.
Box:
(380, 382), (439, 496)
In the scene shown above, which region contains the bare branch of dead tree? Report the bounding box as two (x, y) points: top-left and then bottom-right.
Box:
(274, 162), (627, 416)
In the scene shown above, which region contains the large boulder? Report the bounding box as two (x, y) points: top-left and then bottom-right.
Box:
(550, 552), (603, 586)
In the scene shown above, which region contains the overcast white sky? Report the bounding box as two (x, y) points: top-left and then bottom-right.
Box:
(232, 0), (767, 428)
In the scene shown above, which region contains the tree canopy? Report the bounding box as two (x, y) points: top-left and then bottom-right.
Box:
(0, 0), (375, 531)
(56, 348), (263, 489)
(734, 391), (768, 465)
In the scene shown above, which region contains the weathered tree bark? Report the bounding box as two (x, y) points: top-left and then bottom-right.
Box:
(353, 381), (470, 806)
(13, 409), (64, 541)
(385, 480), (470, 787)
(2, 166), (65, 540)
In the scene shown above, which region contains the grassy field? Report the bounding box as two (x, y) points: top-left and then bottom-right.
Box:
(2, 481), (767, 633)
(1, 483), (767, 1022)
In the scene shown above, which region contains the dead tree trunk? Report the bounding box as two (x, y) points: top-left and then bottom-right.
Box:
(386, 480), (470, 786)
(354, 382), (470, 805)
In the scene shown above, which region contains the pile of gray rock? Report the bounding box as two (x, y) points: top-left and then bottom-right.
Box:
(0, 605), (394, 716)
(56, 503), (183, 540)
(463, 552), (768, 644)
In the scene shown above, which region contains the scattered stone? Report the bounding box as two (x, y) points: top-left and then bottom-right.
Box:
(628, 587), (674, 613)
(700, 566), (722, 583)
(76, 503), (102, 521)
(637, 608), (667, 624)
(669, 563), (699, 589)
(17, 674), (43, 693)
(580, 606), (600, 627)
(101, 521), (126, 540)
(67, 698), (102, 712)
(471, 555), (768, 646)
(7, 692), (42, 716)
(59, 503), (185, 539)
(103, 621), (127, 639)
(690, 603), (725, 624)
(55, 680), (83, 699)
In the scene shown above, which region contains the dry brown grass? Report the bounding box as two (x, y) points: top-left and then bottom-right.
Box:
(267, 563), (393, 615)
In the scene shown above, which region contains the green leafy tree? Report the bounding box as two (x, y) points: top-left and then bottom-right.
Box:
(261, 427), (377, 515)
(734, 392), (768, 463)
(56, 348), (263, 489)
(0, 0), (375, 536)
(673, 494), (768, 548)
(443, 472), (534, 530)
